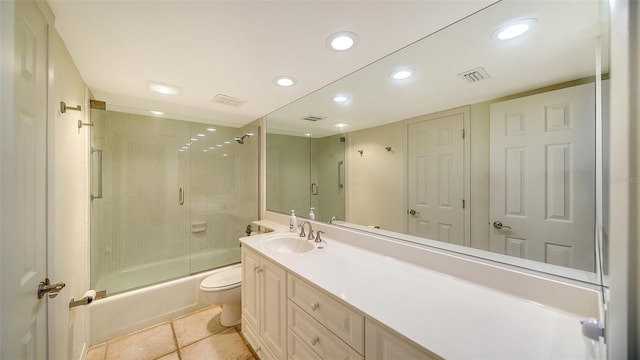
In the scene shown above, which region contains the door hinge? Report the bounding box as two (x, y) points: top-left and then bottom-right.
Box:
(462, 129), (465, 139)
(462, 199), (465, 209)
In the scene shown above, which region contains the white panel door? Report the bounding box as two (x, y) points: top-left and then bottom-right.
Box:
(1, 0), (50, 358)
(489, 83), (595, 271)
(407, 114), (464, 245)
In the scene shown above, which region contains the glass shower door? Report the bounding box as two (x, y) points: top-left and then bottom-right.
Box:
(90, 109), (192, 295)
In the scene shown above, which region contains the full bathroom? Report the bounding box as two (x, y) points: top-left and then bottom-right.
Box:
(0, 0), (637, 359)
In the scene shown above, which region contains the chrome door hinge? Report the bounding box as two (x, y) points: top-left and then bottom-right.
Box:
(462, 129), (466, 139)
(462, 199), (465, 209)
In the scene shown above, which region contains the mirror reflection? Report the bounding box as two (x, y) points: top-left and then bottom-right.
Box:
(266, 0), (609, 277)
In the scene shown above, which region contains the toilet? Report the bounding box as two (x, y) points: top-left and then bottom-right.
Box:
(199, 263), (242, 327)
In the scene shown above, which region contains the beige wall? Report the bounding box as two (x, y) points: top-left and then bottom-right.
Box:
(266, 134), (310, 217)
(49, 28), (90, 360)
(346, 121), (406, 233)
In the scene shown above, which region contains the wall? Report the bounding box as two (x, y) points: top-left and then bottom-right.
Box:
(347, 121), (406, 232)
(48, 26), (90, 360)
(266, 133), (310, 217)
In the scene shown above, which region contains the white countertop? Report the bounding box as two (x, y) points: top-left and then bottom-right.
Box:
(241, 228), (599, 359)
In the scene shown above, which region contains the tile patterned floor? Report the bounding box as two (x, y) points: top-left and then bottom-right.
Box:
(87, 305), (255, 360)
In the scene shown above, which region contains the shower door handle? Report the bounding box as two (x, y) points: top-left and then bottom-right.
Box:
(91, 147), (103, 200)
(179, 188), (184, 206)
(337, 161), (344, 189)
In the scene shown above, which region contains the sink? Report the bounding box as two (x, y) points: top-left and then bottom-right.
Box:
(264, 235), (314, 254)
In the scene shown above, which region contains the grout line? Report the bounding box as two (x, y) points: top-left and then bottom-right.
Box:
(169, 321), (182, 360)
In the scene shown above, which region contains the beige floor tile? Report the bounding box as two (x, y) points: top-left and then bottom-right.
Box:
(86, 343), (106, 360)
(180, 328), (253, 360)
(156, 352), (180, 360)
(173, 305), (227, 347)
(105, 323), (176, 360)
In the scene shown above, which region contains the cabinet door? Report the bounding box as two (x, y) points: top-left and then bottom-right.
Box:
(365, 320), (441, 360)
(241, 248), (260, 331)
(260, 257), (287, 359)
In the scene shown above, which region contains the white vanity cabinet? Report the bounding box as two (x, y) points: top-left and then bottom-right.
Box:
(242, 247), (287, 360)
(241, 246), (440, 360)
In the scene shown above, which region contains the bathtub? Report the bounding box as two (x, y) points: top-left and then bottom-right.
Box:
(89, 248), (241, 344)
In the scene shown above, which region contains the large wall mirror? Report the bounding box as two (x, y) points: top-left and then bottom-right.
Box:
(266, 0), (610, 283)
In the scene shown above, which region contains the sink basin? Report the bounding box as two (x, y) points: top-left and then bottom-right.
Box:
(265, 235), (314, 254)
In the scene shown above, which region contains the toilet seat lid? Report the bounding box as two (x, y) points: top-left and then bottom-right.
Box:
(201, 265), (241, 290)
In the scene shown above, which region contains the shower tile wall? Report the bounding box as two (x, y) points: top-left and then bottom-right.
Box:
(90, 111), (258, 292)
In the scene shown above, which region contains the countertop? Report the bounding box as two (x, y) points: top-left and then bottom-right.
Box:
(241, 225), (598, 359)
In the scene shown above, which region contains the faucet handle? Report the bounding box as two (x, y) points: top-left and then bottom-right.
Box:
(299, 226), (306, 238)
(314, 231), (324, 243)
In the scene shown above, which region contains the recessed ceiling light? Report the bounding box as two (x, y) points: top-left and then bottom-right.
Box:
(334, 123), (348, 128)
(305, 133), (312, 137)
(391, 68), (415, 80)
(150, 110), (164, 115)
(493, 18), (538, 40)
(274, 76), (296, 87)
(207, 128), (217, 132)
(332, 94), (351, 104)
(148, 81), (181, 95)
(327, 31), (359, 51)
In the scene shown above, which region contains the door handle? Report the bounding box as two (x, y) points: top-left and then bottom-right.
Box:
(492, 221), (512, 230)
(179, 188), (184, 206)
(37, 278), (66, 299)
(408, 209), (419, 216)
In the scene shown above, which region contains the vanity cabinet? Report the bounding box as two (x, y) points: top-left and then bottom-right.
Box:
(242, 247), (287, 360)
(242, 247), (437, 360)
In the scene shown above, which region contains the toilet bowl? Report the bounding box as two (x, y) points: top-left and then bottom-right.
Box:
(199, 263), (242, 327)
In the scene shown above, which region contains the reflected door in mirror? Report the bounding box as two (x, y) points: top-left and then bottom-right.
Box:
(489, 83), (595, 272)
(407, 113), (464, 245)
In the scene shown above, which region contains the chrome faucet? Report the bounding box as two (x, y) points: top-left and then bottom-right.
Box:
(329, 215), (338, 224)
(298, 221), (314, 240)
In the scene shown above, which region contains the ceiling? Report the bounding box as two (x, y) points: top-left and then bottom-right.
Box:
(266, 0), (608, 136)
(47, 0), (497, 128)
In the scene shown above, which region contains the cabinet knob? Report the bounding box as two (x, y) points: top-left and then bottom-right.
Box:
(311, 336), (320, 346)
(310, 302), (319, 311)
(255, 266), (263, 273)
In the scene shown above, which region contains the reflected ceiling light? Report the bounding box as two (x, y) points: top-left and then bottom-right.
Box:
(224, 141), (231, 144)
(148, 81), (181, 95)
(190, 138), (198, 141)
(197, 133), (205, 137)
(274, 76), (296, 87)
(208, 146), (215, 150)
(181, 146), (189, 150)
(207, 128), (217, 132)
(390, 68), (415, 80)
(246, 132), (255, 136)
(216, 144), (223, 147)
(305, 133), (312, 137)
(334, 123), (348, 128)
(150, 110), (164, 115)
(223, 154), (228, 157)
(178, 149), (185, 152)
(332, 94), (351, 104)
(327, 31), (359, 51)
(203, 149), (208, 152)
(493, 18), (537, 40)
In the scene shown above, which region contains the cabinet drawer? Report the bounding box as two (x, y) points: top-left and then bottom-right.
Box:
(288, 274), (364, 353)
(288, 329), (322, 360)
(288, 301), (363, 360)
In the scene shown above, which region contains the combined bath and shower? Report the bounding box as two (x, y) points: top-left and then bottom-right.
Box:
(234, 132), (253, 144)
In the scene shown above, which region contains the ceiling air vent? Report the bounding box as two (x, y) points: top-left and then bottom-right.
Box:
(302, 115), (326, 122)
(458, 67), (491, 83)
(211, 94), (246, 107)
